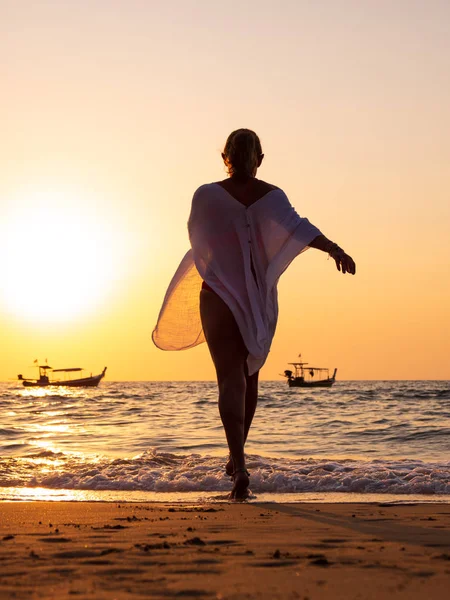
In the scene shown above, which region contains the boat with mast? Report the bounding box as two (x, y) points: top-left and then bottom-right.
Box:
(283, 356), (337, 388)
(18, 362), (107, 388)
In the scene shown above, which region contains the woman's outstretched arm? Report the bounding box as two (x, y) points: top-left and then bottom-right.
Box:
(309, 234), (356, 275)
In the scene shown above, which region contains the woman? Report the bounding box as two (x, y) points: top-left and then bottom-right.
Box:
(153, 129), (356, 500)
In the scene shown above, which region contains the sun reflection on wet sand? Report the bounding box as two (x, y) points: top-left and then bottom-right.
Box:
(1, 487), (88, 501)
(2, 487), (449, 504)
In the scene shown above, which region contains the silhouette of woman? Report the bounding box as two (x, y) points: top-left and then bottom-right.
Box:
(153, 129), (355, 499)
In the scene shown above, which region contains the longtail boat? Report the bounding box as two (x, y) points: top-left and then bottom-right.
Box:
(283, 357), (337, 388)
(18, 364), (107, 387)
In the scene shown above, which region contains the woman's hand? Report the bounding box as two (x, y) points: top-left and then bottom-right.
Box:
(329, 246), (356, 275)
(308, 235), (356, 274)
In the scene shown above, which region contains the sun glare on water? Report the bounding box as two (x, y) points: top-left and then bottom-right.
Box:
(1, 188), (126, 324)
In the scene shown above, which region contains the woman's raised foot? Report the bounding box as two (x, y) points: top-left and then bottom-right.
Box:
(225, 455), (234, 477)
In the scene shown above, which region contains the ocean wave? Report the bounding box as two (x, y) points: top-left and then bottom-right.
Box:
(2, 380), (449, 467)
(0, 449), (448, 495)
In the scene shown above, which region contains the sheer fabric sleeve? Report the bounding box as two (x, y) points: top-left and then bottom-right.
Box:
(152, 250), (205, 351)
(263, 191), (322, 291)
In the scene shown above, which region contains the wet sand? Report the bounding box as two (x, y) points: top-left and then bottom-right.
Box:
(0, 502), (449, 599)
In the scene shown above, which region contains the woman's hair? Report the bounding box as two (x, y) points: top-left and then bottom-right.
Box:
(222, 129), (263, 179)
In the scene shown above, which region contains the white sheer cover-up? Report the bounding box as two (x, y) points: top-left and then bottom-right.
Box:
(152, 183), (322, 375)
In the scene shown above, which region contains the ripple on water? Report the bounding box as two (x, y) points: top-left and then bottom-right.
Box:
(0, 380), (449, 472)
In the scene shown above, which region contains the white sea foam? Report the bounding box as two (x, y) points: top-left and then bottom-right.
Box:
(0, 449), (449, 495)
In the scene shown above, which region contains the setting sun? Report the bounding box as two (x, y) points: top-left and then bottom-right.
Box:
(1, 187), (126, 324)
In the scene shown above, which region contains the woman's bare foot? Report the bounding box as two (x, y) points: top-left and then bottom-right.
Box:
(230, 469), (250, 501)
(225, 456), (234, 477)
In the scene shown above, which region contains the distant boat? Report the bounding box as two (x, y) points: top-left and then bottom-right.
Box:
(18, 364), (107, 388)
(283, 357), (337, 388)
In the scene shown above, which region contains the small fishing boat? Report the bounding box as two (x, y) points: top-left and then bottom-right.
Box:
(283, 357), (337, 388)
(18, 364), (107, 387)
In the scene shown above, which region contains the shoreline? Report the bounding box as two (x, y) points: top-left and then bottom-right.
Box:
(1, 488), (450, 504)
(1, 502), (449, 599)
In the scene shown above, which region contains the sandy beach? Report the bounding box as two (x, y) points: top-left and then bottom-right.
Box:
(0, 502), (448, 599)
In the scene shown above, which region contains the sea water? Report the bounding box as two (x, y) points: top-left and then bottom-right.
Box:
(0, 380), (449, 502)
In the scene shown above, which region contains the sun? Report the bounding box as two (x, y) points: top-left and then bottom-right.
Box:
(1, 187), (126, 324)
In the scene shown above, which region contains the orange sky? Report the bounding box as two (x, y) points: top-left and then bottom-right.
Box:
(2, 1), (450, 381)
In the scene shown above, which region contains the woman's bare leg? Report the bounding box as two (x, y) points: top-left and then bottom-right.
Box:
(226, 369), (259, 476)
(200, 289), (250, 497)
(244, 370), (259, 442)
